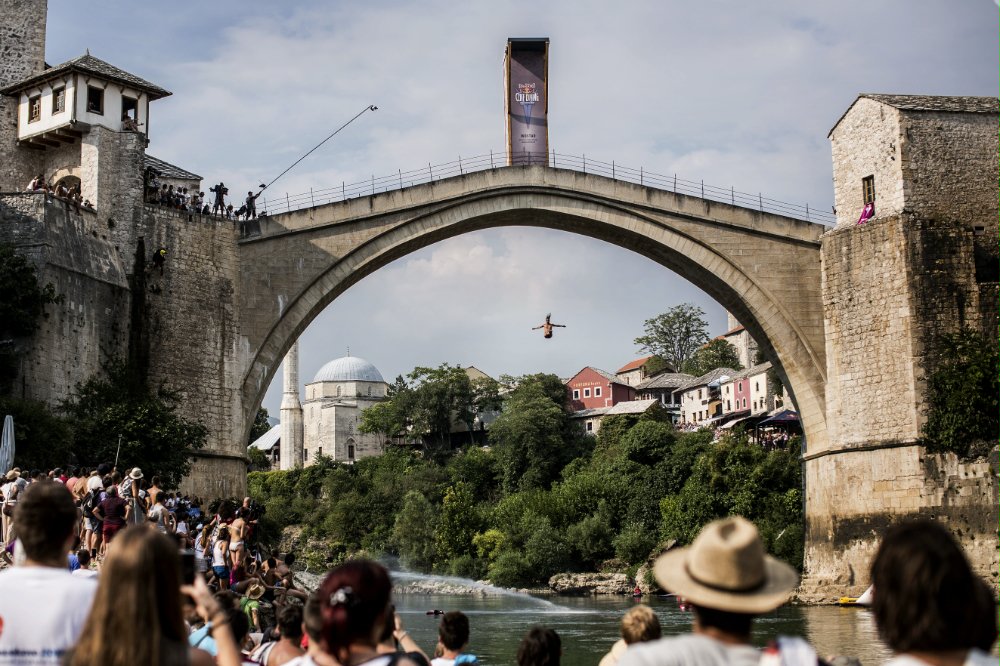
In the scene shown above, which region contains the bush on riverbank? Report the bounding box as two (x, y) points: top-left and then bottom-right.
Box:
(249, 378), (804, 585)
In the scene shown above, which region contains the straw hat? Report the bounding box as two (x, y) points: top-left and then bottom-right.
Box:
(129, 467), (144, 480)
(653, 516), (798, 614)
(245, 581), (266, 600)
(4, 470), (18, 481)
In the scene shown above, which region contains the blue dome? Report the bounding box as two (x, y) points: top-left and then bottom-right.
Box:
(312, 356), (384, 383)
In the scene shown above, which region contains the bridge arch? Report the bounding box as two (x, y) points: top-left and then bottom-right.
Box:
(239, 166), (828, 452)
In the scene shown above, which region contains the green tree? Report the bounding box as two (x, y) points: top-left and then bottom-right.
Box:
(634, 304), (709, 371)
(435, 482), (481, 565)
(407, 364), (475, 452)
(490, 381), (572, 494)
(358, 401), (405, 449)
(247, 446), (271, 471)
(393, 490), (439, 571)
(683, 338), (743, 376)
(0, 244), (60, 391)
(248, 407), (271, 445)
(0, 397), (73, 470)
(921, 329), (998, 458)
(62, 362), (208, 488)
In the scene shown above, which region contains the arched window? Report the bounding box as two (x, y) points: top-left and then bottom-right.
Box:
(336, 385), (341, 397)
(367, 385), (372, 396)
(347, 440), (356, 460)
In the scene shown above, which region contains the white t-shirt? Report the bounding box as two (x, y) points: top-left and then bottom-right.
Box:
(432, 659), (456, 666)
(86, 475), (104, 492)
(886, 651), (996, 666)
(0, 565), (97, 664)
(618, 634), (762, 666)
(213, 541), (228, 567)
(71, 568), (99, 579)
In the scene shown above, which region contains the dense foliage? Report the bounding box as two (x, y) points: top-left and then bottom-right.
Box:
(250, 372), (804, 585)
(921, 329), (998, 458)
(61, 362), (208, 487)
(683, 338), (743, 376)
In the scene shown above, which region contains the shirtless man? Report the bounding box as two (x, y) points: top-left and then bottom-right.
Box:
(532, 313), (566, 339)
(229, 508), (247, 569)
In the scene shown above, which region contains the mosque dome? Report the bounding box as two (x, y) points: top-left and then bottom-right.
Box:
(312, 356), (385, 384)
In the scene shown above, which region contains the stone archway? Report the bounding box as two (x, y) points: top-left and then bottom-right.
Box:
(238, 166), (829, 455)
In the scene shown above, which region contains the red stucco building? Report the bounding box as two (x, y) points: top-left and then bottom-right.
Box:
(566, 367), (636, 410)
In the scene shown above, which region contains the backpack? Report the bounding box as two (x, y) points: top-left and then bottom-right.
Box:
(82, 490), (98, 515)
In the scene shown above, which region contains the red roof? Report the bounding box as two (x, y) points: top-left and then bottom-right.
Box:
(722, 325), (746, 337)
(616, 356), (653, 374)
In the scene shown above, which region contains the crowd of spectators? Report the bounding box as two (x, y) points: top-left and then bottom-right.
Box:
(25, 173), (92, 212)
(0, 467), (995, 666)
(144, 168), (266, 221)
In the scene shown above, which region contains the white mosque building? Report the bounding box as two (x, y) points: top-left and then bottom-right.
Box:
(252, 342), (390, 469)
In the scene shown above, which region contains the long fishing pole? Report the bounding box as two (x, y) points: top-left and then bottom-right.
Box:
(259, 104), (378, 193)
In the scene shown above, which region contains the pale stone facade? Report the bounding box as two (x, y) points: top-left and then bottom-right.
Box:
(301, 356), (389, 464)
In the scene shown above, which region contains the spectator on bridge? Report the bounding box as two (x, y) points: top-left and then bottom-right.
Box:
(211, 182), (228, 216)
(871, 519), (997, 666)
(618, 516), (800, 666)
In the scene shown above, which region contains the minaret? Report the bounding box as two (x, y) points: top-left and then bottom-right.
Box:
(280, 341), (304, 469)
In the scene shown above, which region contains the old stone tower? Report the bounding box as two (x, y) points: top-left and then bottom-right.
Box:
(0, 1), (247, 498)
(803, 94), (999, 598)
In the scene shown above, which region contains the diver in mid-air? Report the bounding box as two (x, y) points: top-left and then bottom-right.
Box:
(532, 313), (566, 339)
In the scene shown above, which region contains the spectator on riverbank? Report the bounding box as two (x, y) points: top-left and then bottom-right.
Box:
(871, 519), (997, 666)
(517, 628), (561, 666)
(599, 605), (661, 666)
(69, 525), (243, 666)
(432, 611), (477, 666)
(315, 559), (423, 666)
(618, 516), (800, 666)
(0, 481), (97, 664)
(378, 604), (431, 666)
(251, 603), (306, 666)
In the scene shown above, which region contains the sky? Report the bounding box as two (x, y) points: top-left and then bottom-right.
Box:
(43, 0), (1000, 417)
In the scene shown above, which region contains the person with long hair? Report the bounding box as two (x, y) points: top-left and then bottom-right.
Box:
(315, 559), (423, 666)
(871, 519), (997, 666)
(67, 525), (243, 666)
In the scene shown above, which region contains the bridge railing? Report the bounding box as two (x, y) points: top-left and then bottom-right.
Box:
(255, 150), (836, 225)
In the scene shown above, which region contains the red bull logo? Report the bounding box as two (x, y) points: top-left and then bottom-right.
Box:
(515, 82), (539, 103)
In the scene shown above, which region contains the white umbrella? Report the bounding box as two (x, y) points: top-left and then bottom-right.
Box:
(0, 415), (14, 476)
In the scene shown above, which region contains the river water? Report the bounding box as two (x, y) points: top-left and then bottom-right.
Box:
(391, 592), (892, 666)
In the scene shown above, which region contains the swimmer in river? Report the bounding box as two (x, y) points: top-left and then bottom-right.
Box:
(426, 609), (445, 616)
(532, 313), (566, 339)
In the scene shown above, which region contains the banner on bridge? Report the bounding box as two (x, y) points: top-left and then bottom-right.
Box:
(505, 38), (549, 167)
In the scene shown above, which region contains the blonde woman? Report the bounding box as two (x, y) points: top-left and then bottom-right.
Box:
(67, 525), (242, 666)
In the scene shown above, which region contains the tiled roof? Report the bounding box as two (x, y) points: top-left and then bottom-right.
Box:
(570, 407), (609, 419)
(592, 367), (617, 382)
(145, 154), (202, 181)
(678, 367), (737, 392)
(636, 372), (694, 391)
(722, 325), (745, 337)
(860, 94), (998, 114)
(615, 356), (652, 374)
(1, 53), (171, 98)
(605, 399), (659, 416)
(725, 361), (772, 382)
(830, 94), (998, 136)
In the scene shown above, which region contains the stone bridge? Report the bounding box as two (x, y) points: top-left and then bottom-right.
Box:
(237, 165), (830, 453)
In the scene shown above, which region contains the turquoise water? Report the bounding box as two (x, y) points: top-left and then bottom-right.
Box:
(392, 593), (891, 666)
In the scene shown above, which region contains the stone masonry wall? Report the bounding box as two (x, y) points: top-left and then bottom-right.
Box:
(137, 206), (246, 499)
(802, 446), (998, 602)
(0, 0), (47, 192)
(830, 98), (904, 227)
(0, 193), (129, 404)
(81, 126), (147, 250)
(812, 211), (994, 600)
(899, 110), (998, 230)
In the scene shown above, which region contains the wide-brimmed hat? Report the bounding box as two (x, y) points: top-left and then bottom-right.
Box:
(653, 516), (798, 614)
(245, 581), (266, 600)
(129, 467), (144, 480)
(4, 470), (18, 481)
